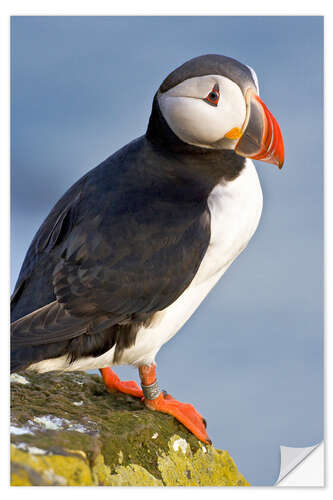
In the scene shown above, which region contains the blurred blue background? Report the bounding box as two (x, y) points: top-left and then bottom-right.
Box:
(11, 16), (323, 485)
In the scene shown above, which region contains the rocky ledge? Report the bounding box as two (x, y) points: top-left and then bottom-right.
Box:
(10, 371), (249, 486)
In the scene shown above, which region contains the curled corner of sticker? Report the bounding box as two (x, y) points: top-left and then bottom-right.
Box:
(275, 441), (324, 486)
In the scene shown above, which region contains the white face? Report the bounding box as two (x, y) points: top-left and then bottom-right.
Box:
(158, 75), (247, 149)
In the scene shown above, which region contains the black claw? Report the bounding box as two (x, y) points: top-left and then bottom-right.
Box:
(162, 389), (174, 399)
(202, 418), (207, 429)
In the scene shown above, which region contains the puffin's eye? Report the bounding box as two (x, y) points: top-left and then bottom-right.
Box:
(204, 84), (220, 107)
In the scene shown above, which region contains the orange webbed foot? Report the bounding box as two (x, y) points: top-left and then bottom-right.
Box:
(144, 392), (211, 444)
(100, 367), (143, 398)
(138, 363), (211, 444)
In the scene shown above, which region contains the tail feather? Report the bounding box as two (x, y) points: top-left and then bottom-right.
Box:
(11, 301), (87, 347)
(10, 301), (120, 372)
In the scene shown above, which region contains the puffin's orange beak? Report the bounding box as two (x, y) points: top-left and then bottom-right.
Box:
(235, 89), (284, 169)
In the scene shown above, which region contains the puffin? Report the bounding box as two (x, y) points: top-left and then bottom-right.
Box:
(11, 54), (284, 444)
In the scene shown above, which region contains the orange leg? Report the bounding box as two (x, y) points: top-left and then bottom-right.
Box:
(100, 367), (143, 398)
(139, 364), (211, 444)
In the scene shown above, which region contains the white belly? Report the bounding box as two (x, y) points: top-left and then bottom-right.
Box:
(30, 160), (263, 373)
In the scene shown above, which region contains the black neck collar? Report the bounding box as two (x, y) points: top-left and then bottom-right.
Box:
(145, 94), (246, 197)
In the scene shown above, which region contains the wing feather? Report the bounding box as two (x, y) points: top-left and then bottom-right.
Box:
(11, 138), (212, 369)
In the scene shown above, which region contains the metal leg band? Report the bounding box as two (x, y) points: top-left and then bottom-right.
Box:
(141, 380), (161, 400)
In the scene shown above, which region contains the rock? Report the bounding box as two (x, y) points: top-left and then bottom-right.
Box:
(10, 371), (250, 486)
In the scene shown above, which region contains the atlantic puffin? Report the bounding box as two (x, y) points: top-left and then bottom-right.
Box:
(11, 54), (284, 444)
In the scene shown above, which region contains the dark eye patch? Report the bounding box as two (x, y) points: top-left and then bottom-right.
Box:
(203, 84), (220, 107)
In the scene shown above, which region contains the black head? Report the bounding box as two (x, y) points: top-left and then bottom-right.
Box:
(147, 54), (284, 168)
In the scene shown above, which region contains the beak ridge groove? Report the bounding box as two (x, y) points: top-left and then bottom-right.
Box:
(235, 90), (284, 169)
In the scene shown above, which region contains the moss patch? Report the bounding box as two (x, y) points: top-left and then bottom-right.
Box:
(11, 371), (250, 486)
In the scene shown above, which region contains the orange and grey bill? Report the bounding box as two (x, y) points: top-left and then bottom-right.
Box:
(235, 89), (284, 169)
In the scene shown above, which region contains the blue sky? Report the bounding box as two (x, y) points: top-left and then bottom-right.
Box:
(11, 16), (323, 485)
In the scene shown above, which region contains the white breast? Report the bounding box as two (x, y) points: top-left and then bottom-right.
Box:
(30, 160), (263, 373)
(194, 160), (263, 286)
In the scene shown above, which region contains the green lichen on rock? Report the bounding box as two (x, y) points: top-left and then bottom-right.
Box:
(11, 371), (250, 486)
(108, 464), (163, 486)
(157, 435), (249, 486)
(11, 445), (93, 486)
